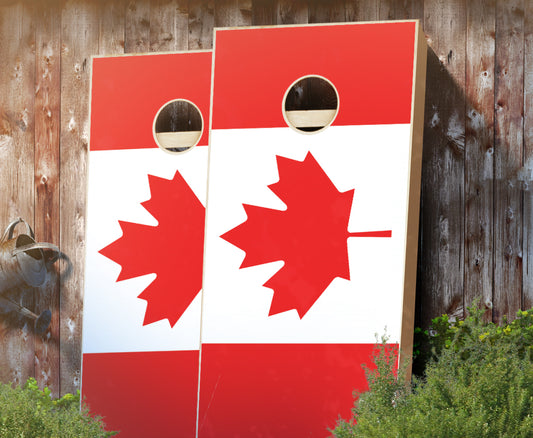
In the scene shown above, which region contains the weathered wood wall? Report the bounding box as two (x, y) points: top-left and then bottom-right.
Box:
(0, 0), (531, 397)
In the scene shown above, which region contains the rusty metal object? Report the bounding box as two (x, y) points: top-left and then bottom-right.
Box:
(0, 295), (51, 334)
(0, 218), (59, 333)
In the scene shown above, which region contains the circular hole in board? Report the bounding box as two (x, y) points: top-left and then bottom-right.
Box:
(153, 99), (203, 154)
(283, 75), (339, 134)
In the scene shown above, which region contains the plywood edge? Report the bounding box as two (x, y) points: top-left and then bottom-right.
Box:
(285, 110), (337, 128)
(196, 30), (217, 437)
(91, 48), (212, 60)
(155, 131), (202, 148)
(212, 19), (421, 34)
(80, 39), (97, 400)
(82, 53), (96, 300)
(399, 21), (427, 379)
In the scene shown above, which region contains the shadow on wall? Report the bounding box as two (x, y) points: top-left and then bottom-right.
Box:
(418, 39), (530, 328)
(416, 46), (468, 329)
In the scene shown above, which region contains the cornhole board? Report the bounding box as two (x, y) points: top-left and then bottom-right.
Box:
(199, 21), (426, 437)
(82, 51), (211, 438)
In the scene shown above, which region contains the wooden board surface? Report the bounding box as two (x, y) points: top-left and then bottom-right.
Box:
(524, 0), (533, 311)
(0, 0), (532, 397)
(420, 0), (466, 327)
(465, 0), (495, 319)
(59, 0), (99, 397)
(34, 0), (61, 396)
(0, 0), (35, 390)
(494, 0), (524, 323)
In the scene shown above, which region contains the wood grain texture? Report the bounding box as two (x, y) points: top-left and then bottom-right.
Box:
(125, 0), (150, 53)
(464, 0), (495, 318)
(420, 0), (466, 325)
(0, 0), (36, 388)
(379, 0), (404, 20)
(59, 0), (99, 395)
(493, 0), (524, 323)
(379, 0), (423, 21)
(345, 0), (378, 22)
(34, 0), (61, 397)
(524, 0), (533, 311)
(99, 0), (126, 55)
(308, 0), (345, 23)
(150, 0), (188, 52)
(214, 0), (252, 27)
(252, 0), (275, 25)
(276, 0), (308, 24)
(401, 23), (427, 376)
(188, 0), (214, 49)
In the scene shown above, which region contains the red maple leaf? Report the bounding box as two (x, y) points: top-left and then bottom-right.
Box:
(221, 152), (391, 318)
(99, 171), (205, 327)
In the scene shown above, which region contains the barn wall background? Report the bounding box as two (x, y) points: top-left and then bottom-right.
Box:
(0, 0), (531, 397)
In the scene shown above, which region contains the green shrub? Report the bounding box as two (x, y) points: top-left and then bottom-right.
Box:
(0, 378), (116, 437)
(332, 305), (533, 438)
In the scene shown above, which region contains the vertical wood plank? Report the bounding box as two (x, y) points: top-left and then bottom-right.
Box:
(34, 0), (61, 397)
(494, 0), (524, 322)
(412, 0), (424, 21)
(188, 0), (214, 49)
(125, 0), (150, 53)
(276, 0), (308, 24)
(60, 0), (99, 396)
(379, 0), (423, 21)
(252, 0), (275, 25)
(345, 0), (378, 22)
(420, 0), (466, 325)
(379, 0), (402, 20)
(308, 0), (345, 23)
(524, 0), (533, 311)
(150, 0), (188, 52)
(99, 0), (126, 55)
(464, 0), (495, 317)
(214, 0), (252, 27)
(0, 0), (36, 388)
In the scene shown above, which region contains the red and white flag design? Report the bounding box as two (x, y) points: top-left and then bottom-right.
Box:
(199, 22), (424, 437)
(82, 52), (211, 438)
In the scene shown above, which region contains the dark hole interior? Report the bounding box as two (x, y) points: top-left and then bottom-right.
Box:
(154, 100), (202, 133)
(284, 76), (338, 111)
(284, 77), (338, 132)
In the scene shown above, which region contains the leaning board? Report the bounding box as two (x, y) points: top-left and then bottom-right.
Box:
(199, 21), (426, 437)
(82, 51), (211, 438)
